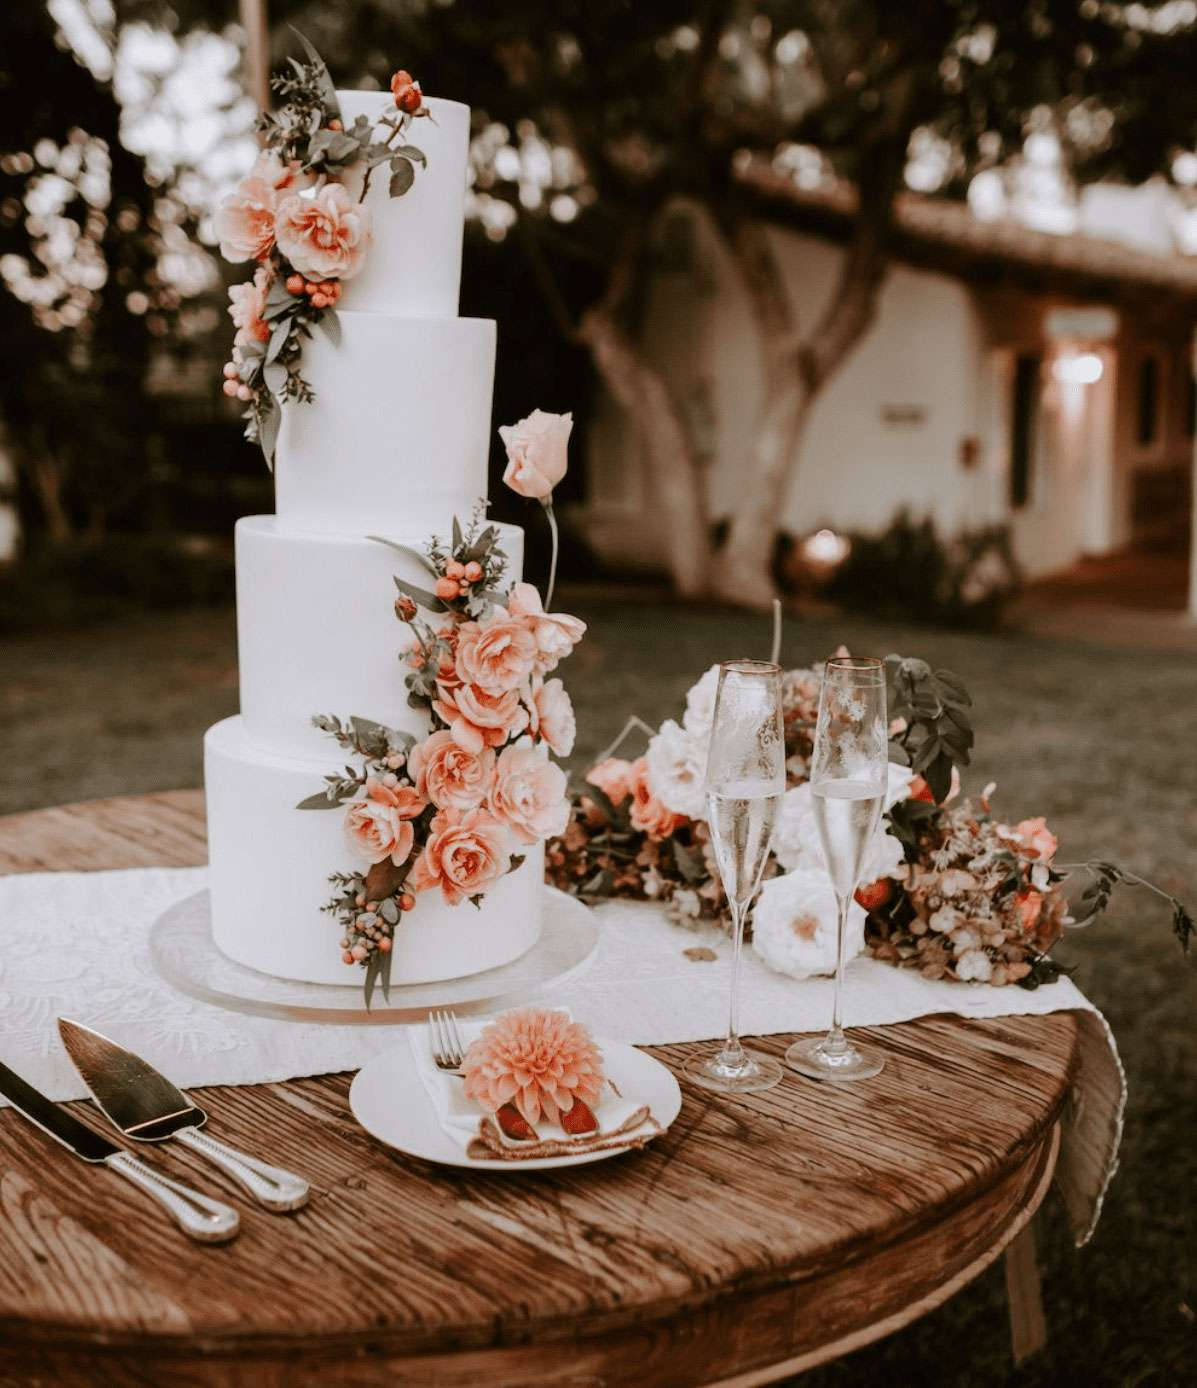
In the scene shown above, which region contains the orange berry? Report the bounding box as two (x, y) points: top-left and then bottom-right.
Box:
(400, 893), (415, 911)
(285, 273), (304, 294)
(311, 292), (329, 308)
(434, 577), (460, 601)
(464, 560), (483, 581)
(328, 119), (342, 131)
(445, 560), (465, 579)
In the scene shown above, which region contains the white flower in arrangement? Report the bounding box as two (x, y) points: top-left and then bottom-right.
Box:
(681, 664), (721, 741)
(751, 868), (867, 980)
(645, 718), (709, 820)
(955, 949), (994, 983)
(772, 763), (912, 882)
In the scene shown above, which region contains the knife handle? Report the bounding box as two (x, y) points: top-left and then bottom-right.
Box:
(104, 1151), (239, 1243)
(176, 1128), (310, 1212)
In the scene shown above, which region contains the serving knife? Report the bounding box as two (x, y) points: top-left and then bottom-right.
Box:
(58, 1018), (309, 1213)
(0, 1057), (239, 1243)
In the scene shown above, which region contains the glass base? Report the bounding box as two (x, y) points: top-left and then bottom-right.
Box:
(785, 1034), (885, 1082)
(682, 1047), (784, 1093)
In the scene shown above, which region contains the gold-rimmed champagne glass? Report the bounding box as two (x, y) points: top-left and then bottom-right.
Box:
(682, 659), (785, 1094)
(785, 656), (888, 1082)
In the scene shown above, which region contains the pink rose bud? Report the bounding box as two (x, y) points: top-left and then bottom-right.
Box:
(498, 409), (572, 500)
(390, 69), (422, 113)
(464, 561), (483, 581)
(434, 577), (460, 601)
(445, 560), (465, 580)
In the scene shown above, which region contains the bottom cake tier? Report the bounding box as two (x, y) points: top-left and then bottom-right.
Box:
(204, 716), (544, 986)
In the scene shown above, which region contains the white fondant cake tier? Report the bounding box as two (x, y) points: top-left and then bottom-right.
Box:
(235, 516), (525, 760)
(205, 716), (544, 986)
(274, 315), (495, 535)
(336, 93), (469, 319)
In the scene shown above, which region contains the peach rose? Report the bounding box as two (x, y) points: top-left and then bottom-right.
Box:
(507, 582), (586, 672)
(529, 675), (576, 757)
(488, 744), (570, 845)
(274, 182), (371, 282)
(227, 265), (271, 347)
(1013, 817), (1058, 861)
(217, 174), (281, 263)
(1016, 890), (1044, 932)
(343, 778), (426, 866)
(390, 70), (423, 113)
(455, 614), (537, 694)
(498, 410), (572, 500)
(585, 757), (636, 808)
(408, 807), (512, 905)
(434, 681), (528, 754)
(629, 757), (686, 839)
(907, 766), (961, 804)
(250, 149), (309, 193)
(408, 730), (494, 811)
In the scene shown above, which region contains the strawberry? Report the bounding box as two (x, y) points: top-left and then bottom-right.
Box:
(560, 1098), (599, 1135)
(854, 878), (894, 912)
(495, 1103), (536, 1142)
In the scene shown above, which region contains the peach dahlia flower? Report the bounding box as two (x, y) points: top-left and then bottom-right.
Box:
(462, 1007), (604, 1127)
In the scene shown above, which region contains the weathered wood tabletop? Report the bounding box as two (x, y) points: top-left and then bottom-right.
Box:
(0, 792), (1074, 1387)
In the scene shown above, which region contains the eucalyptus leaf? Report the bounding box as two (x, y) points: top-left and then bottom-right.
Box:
(363, 950), (382, 1011)
(259, 398), (281, 468)
(452, 516), (464, 551)
(296, 792), (342, 810)
(263, 361), (288, 396)
(289, 26), (340, 119)
(369, 535), (439, 577)
(392, 574), (448, 612)
(265, 320), (291, 366)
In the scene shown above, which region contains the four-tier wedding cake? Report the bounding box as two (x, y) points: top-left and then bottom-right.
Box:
(205, 67), (575, 991)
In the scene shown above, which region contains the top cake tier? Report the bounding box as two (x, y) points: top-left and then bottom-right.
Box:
(336, 92), (469, 319)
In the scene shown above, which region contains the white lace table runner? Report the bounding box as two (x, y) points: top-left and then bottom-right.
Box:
(0, 867), (1123, 1243)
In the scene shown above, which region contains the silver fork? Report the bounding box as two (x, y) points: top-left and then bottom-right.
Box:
(429, 1009), (467, 1076)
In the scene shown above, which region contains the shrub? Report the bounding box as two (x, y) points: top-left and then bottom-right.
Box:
(820, 510), (1021, 630)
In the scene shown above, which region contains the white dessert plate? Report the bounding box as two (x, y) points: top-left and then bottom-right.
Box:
(349, 1038), (682, 1171)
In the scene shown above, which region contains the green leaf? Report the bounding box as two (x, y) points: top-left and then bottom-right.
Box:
(263, 360), (288, 396)
(317, 308), (341, 346)
(296, 792), (342, 810)
(671, 838), (705, 884)
(289, 26), (341, 119)
(368, 535), (439, 578)
(923, 752), (954, 804)
(379, 946), (393, 1003)
(395, 143), (427, 167)
(388, 158), (415, 197)
(259, 399), (280, 468)
(363, 949), (383, 1010)
(265, 320), (291, 366)
(392, 574), (448, 612)
(451, 515), (464, 551)
(379, 897), (399, 925)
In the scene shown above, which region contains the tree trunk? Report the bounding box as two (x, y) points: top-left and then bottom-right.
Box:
(711, 83), (922, 609)
(26, 450), (72, 542)
(578, 306), (710, 597)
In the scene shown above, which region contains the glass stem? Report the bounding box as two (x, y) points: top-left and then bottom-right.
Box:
(825, 893), (851, 1055)
(719, 899), (747, 1071)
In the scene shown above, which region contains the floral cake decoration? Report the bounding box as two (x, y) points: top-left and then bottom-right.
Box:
(297, 413), (581, 1005)
(217, 32), (429, 463)
(550, 651), (1193, 991)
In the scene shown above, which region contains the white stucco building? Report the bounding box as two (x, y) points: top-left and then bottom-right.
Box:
(581, 169), (1197, 611)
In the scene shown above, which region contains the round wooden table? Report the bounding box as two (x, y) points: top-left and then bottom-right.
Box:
(0, 792), (1073, 1387)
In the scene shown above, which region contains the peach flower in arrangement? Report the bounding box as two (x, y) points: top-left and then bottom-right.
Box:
(498, 410), (572, 500)
(408, 807), (512, 905)
(343, 778), (426, 866)
(529, 676), (576, 757)
(433, 681), (529, 754)
(628, 757), (687, 840)
(216, 173), (283, 263)
(274, 182), (372, 282)
(226, 266), (271, 347)
(1011, 817), (1059, 862)
(488, 744), (570, 845)
(455, 615), (537, 694)
(462, 1007), (604, 1127)
(408, 730), (494, 812)
(585, 758), (636, 808)
(507, 582), (587, 672)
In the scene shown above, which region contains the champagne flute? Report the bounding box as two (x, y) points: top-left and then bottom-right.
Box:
(683, 659), (785, 1094)
(785, 656), (888, 1082)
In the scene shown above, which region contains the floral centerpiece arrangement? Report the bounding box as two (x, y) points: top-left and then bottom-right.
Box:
(298, 412), (581, 1004)
(216, 32), (428, 462)
(550, 654), (1192, 989)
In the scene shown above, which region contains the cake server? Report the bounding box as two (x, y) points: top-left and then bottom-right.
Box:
(0, 1057), (239, 1243)
(57, 1018), (309, 1213)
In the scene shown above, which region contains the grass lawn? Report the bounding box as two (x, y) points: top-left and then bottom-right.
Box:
(2, 595), (1194, 1385)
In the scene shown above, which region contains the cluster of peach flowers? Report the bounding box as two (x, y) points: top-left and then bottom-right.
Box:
(216, 44), (428, 452)
(861, 796), (1070, 986)
(462, 1007), (605, 1131)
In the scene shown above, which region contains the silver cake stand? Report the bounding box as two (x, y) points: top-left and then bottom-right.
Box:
(149, 887), (599, 1025)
